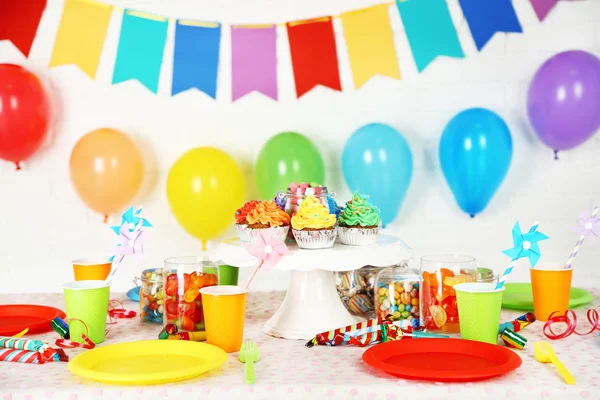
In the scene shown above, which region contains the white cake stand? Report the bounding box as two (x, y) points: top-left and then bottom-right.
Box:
(216, 234), (412, 340)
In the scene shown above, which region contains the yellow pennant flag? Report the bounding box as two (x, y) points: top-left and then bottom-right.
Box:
(341, 5), (400, 89)
(49, 0), (113, 79)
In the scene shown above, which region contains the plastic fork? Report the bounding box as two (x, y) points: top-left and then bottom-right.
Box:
(239, 341), (260, 384)
(534, 341), (576, 385)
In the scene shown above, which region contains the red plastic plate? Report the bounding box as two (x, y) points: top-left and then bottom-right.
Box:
(363, 338), (522, 382)
(0, 304), (66, 336)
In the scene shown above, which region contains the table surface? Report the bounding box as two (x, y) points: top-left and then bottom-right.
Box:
(1, 290), (599, 400)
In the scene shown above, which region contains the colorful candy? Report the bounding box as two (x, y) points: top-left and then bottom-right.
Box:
(335, 266), (378, 317)
(163, 270), (217, 333)
(140, 268), (164, 324)
(375, 280), (420, 328)
(421, 269), (475, 332)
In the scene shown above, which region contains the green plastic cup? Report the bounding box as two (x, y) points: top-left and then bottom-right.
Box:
(455, 282), (505, 345)
(218, 265), (239, 286)
(62, 280), (110, 344)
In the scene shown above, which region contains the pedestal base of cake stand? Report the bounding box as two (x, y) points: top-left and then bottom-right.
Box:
(263, 269), (362, 340)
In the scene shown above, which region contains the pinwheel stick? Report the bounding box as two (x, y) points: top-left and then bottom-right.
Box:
(564, 206), (600, 270)
(243, 260), (264, 291)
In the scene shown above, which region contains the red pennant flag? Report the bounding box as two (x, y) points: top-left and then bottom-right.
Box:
(0, 0), (47, 57)
(287, 17), (341, 98)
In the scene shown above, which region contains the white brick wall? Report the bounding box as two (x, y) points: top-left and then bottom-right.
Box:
(0, 0), (599, 293)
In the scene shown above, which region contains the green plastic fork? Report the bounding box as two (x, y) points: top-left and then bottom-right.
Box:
(239, 341), (259, 384)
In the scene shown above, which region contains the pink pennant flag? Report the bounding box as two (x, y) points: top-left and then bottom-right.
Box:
(231, 25), (278, 101)
(530, 0), (560, 21)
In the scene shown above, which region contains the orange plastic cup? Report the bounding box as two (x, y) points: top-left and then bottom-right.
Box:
(530, 267), (573, 322)
(199, 285), (247, 353)
(73, 259), (112, 281)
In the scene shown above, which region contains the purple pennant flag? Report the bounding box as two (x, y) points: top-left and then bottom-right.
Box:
(231, 25), (277, 101)
(529, 0), (559, 21)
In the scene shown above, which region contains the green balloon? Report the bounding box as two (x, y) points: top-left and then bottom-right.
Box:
(256, 132), (324, 198)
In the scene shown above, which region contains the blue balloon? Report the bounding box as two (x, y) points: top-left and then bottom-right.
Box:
(439, 108), (512, 217)
(342, 123), (413, 226)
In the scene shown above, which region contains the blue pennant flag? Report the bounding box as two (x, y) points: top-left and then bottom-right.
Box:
(458, 0), (522, 51)
(113, 11), (168, 93)
(395, 0), (464, 72)
(172, 21), (221, 98)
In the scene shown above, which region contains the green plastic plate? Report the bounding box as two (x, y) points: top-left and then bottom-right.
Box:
(502, 283), (594, 311)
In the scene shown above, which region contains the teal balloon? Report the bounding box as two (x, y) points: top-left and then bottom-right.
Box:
(342, 123), (413, 226)
(439, 108), (513, 217)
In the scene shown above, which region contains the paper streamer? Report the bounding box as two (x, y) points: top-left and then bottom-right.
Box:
(231, 25), (278, 101)
(340, 5), (400, 88)
(0, 0), (47, 57)
(530, 0), (560, 21)
(287, 18), (342, 98)
(458, 0), (522, 51)
(172, 21), (221, 98)
(113, 11), (168, 93)
(49, 0), (112, 78)
(395, 0), (464, 72)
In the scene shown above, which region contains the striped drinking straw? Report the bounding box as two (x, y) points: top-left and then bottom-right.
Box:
(564, 206), (599, 269)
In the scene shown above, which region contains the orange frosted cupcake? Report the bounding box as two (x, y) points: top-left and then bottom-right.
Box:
(234, 200), (260, 242)
(246, 200), (291, 243)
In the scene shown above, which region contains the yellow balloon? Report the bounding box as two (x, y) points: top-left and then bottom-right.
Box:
(167, 147), (245, 245)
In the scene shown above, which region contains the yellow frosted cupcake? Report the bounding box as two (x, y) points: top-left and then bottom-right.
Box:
(291, 195), (337, 249)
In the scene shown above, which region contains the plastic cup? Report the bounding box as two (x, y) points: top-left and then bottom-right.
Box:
(455, 282), (505, 345)
(218, 265), (239, 286)
(72, 259), (112, 281)
(199, 285), (247, 353)
(62, 280), (110, 344)
(530, 266), (573, 322)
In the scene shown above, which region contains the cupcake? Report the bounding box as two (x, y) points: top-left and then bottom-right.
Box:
(291, 195), (337, 249)
(246, 200), (291, 244)
(234, 200), (260, 242)
(337, 192), (381, 246)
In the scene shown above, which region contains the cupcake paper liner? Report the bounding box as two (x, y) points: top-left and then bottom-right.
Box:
(248, 225), (289, 245)
(337, 225), (380, 246)
(234, 223), (251, 242)
(292, 228), (337, 249)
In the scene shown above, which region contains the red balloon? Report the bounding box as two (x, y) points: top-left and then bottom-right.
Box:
(0, 64), (50, 169)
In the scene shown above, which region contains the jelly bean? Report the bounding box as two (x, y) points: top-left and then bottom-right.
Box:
(413, 283), (419, 290)
(189, 309), (203, 323)
(194, 322), (205, 331)
(149, 302), (158, 311)
(181, 315), (195, 331)
(395, 285), (404, 294)
(378, 288), (387, 296)
(393, 291), (400, 300)
(158, 305), (164, 314)
(378, 296), (385, 304)
(390, 305), (398, 313)
(142, 297), (149, 306)
(411, 306), (419, 315)
(393, 311), (401, 320)
(410, 289), (418, 298)
(400, 292), (411, 305)
(380, 304), (387, 311)
(152, 316), (163, 323)
(405, 304), (412, 312)
(401, 311), (410, 318)
(411, 297), (419, 306)
(397, 304), (405, 313)
(183, 286), (199, 303)
(412, 318), (419, 328)
(382, 299), (390, 308)
(389, 298), (396, 306)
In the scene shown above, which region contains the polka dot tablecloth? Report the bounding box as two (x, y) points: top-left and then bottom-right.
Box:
(1, 291), (599, 400)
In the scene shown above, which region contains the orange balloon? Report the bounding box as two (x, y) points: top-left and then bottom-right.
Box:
(70, 128), (144, 221)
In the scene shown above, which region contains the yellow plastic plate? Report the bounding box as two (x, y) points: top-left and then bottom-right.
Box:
(68, 340), (227, 385)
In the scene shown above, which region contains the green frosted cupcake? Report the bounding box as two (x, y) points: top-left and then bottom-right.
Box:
(337, 192), (381, 246)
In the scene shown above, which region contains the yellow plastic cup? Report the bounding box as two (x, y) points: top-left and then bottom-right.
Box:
(73, 259), (112, 281)
(199, 285), (247, 353)
(455, 282), (505, 345)
(530, 266), (573, 322)
(62, 280), (110, 344)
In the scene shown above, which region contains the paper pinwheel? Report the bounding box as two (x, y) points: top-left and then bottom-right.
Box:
(573, 210), (599, 243)
(242, 228), (289, 290)
(110, 206), (152, 235)
(502, 222), (549, 267)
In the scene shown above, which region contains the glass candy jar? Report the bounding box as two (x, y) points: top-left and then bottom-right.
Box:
(139, 268), (164, 324)
(374, 263), (421, 329)
(283, 184), (333, 216)
(163, 257), (219, 332)
(420, 255), (478, 333)
(335, 266), (379, 318)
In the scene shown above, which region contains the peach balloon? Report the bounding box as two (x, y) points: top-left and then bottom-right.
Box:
(70, 128), (144, 221)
